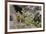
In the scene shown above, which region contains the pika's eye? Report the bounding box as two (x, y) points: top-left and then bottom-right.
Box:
(10, 16), (13, 21)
